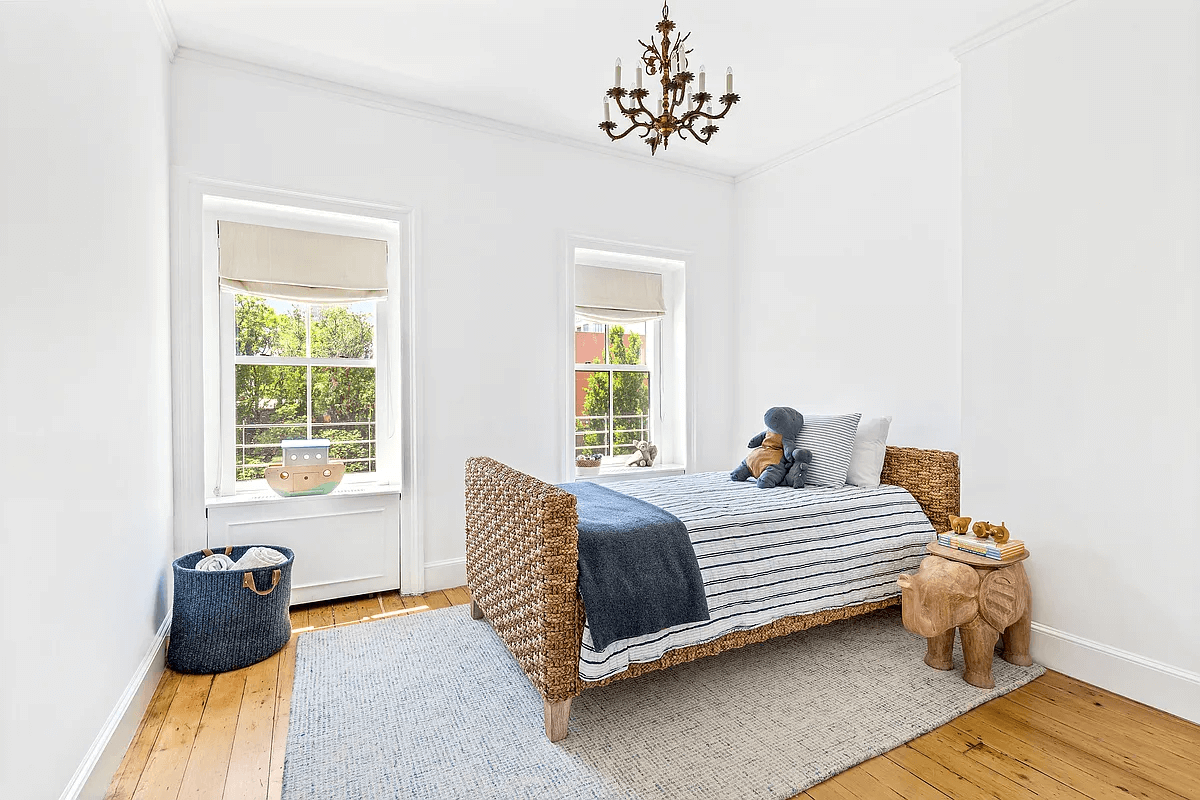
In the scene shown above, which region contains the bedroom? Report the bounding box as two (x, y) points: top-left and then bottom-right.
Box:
(1, 0), (1197, 798)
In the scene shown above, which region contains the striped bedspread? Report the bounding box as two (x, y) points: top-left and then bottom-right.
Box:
(578, 471), (935, 682)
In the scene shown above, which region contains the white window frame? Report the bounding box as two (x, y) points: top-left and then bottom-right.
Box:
(218, 293), (381, 492)
(562, 238), (691, 481)
(202, 198), (400, 498)
(572, 318), (659, 465)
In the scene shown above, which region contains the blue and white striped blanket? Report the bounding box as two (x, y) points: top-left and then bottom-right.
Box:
(578, 471), (935, 682)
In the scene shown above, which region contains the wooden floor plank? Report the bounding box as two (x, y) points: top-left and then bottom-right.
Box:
(266, 629), (299, 800)
(987, 695), (1200, 798)
(105, 670), (183, 800)
(307, 602), (334, 631)
(1040, 670), (1200, 744)
(1017, 678), (1200, 765)
(131, 673), (215, 800)
(830, 762), (907, 800)
(883, 745), (1004, 800)
(856, 753), (953, 799)
(953, 702), (1192, 800)
(906, 727), (1039, 800)
(176, 670), (246, 800)
(1003, 685), (1200, 792)
(109, 587), (1200, 800)
(421, 590), (452, 610)
(443, 586), (471, 606)
(223, 653), (280, 799)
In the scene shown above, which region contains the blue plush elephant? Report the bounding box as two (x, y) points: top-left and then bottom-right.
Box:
(730, 406), (812, 489)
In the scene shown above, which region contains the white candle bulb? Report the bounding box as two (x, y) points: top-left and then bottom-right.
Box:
(698, 65), (706, 93)
(614, 58), (622, 88)
(604, 98), (611, 122)
(706, 102), (713, 115)
(636, 67), (643, 89)
(726, 67), (733, 94)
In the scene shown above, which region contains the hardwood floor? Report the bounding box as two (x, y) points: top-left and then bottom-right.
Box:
(107, 587), (1200, 799)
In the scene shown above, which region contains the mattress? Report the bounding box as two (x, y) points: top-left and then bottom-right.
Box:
(578, 471), (935, 682)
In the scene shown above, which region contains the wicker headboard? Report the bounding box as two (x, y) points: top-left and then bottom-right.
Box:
(879, 446), (960, 533)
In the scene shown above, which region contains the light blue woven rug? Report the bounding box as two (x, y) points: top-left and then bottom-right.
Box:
(283, 605), (1042, 799)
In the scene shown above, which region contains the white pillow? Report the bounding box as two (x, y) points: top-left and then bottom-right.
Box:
(846, 416), (892, 488)
(795, 413), (862, 487)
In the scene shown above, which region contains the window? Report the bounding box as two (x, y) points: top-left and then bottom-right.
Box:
(574, 318), (653, 460)
(227, 293), (378, 483)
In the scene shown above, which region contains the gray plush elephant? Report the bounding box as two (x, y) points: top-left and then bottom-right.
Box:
(730, 406), (811, 489)
(897, 555), (1033, 689)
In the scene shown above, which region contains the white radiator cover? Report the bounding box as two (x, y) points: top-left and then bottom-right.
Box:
(206, 489), (401, 604)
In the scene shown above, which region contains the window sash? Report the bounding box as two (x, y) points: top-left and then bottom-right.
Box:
(573, 317), (655, 461)
(221, 292), (381, 490)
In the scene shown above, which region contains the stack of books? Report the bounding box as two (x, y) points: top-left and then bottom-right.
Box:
(937, 532), (1025, 561)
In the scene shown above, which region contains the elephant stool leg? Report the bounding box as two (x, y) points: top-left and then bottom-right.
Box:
(924, 629), (955, 671)
(960, 619), (1000, 689)
(1002, 610), (1033, 667)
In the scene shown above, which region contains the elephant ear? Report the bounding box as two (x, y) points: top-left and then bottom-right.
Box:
(979, 568), (1029, 631)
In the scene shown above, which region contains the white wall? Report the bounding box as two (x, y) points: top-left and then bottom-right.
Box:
(0, 1), (174, 797)
(170, 55), (736, 583)
(960, 0), (1200, 720)
(733, 89), (962, 452)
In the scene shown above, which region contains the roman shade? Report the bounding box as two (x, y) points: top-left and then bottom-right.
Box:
(574, 265), (666, 323)
(218, 221), (388, 303)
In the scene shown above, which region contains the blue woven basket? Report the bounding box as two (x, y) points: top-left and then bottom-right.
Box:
(167, 545), (295, 674)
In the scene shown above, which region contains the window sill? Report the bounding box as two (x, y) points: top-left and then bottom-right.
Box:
(206, 482), (401, 508)
(574, 463), (685, 483)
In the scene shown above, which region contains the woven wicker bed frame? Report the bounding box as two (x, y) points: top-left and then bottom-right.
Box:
(464, 446), (960, 741)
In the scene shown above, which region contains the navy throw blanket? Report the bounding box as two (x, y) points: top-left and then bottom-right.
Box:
(559, 481), (710, 651)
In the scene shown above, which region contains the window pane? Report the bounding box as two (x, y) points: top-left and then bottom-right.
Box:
(312, 366), (376, 474)
(612, 371), (650, 456)
(574, 317), (607, 365)
(235, 364), (307, 480)
(311, 301), (376, 359)
(606, 321), (647, 366)
(575, 370), (609, 457)
(234, 294), (305, 357)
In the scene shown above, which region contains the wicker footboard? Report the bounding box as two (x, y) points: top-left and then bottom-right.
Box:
(464, 447), (960, 740)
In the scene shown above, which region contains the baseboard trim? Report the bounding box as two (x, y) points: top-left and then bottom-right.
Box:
(61, 613), (171, 800)
(423, 557), (467, 592)
(1031, 621), (1200, 724)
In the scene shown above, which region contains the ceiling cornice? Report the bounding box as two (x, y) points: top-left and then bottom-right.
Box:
(951, 0), (1080, 59)
(145, 0), (178, 60)
(734, 76), (960, 184)
(173, 47), (735, 184)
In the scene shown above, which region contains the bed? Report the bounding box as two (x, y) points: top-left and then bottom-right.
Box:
(464, 446), (959, 741)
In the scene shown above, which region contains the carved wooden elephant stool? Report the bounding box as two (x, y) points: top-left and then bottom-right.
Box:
(897, 554), (1032, 689)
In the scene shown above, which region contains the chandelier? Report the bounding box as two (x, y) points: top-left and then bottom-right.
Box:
(600, 1), (739, 154)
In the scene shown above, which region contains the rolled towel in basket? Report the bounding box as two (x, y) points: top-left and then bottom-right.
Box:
(233, 546), (288, 571)
(196, 553), (235, 572)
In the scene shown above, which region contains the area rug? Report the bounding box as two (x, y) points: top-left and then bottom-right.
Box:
(282, 605), (1043, 799)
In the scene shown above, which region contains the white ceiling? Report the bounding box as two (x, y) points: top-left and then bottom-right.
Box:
(163, 0), (1038, 177)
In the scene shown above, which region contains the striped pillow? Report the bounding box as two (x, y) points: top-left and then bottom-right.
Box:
(795, 413), (862, 487)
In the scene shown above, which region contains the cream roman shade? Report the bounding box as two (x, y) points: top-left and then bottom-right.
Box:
(574, 265), (666, 323)
(218, 221), (388, 303)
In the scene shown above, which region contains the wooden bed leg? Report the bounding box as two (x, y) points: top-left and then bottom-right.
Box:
(543, 698), (571, 742)
(468, 596), (484, 620)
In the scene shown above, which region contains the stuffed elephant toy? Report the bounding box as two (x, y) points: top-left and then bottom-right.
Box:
(626, 440), (658, 467)
(731, 406), (810, 489)
(897, 555), (1032, 689)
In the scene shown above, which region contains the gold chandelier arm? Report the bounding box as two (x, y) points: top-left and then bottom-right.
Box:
(609, 87), (657, 125)
(600, 119), (653, 141)
(679, 92), (739, 126)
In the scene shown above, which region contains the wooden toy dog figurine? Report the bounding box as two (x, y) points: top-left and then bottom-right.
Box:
(986, 522), (1010, 544)
(948, 515), (972, 534)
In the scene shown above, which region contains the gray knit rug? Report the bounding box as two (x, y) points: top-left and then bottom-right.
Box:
(283, 606), (1043, 799)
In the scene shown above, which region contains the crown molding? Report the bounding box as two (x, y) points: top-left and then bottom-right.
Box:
(145, 0), (178, 60)
(173, 47), (735, 184)
(951, 0), (1080, 59)
(734, 76), (960, 184)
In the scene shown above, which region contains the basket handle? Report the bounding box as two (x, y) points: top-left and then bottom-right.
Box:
(202, 545), (234, 557)
(243, 569), (281, 596)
